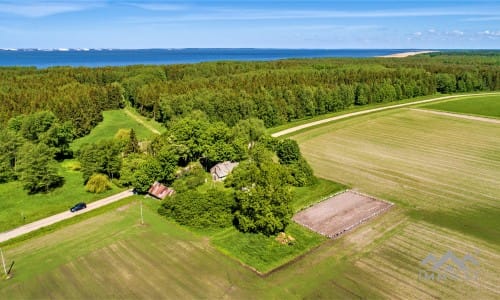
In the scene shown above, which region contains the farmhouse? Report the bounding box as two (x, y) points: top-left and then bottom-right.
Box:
(148, 181), (175, 199)
(210, 161), (239, 181)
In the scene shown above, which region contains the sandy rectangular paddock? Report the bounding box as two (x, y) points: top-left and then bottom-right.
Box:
(293, 191), (392, 239)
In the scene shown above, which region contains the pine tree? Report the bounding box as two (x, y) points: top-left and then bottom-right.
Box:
(124, 128), (140, 155)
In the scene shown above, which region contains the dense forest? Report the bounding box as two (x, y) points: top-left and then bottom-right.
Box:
(1, 52), (499, 132)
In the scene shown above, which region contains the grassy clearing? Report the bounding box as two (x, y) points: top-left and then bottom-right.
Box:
(419, 94), (500, 118)
(71, 108), (165, 150)
(212, 223), (326, 274)
(0, 159), (124, 232)
(0, 108), (165, 233)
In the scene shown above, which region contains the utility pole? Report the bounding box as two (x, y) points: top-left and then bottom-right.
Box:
(0, 248), (7, 276)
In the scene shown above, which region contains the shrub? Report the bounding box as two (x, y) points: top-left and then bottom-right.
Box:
(85, 173), (112, 193)
(161, 189), (235, 228)
(286, 158), (316, 187)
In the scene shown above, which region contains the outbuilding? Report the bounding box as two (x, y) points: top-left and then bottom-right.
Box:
(148, 181), (175, 199)
(210, 161), (239, 181)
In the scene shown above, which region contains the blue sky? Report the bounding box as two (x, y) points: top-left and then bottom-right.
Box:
(0, 1), (499, 49)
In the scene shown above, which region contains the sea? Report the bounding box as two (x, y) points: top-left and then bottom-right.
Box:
(0, 48), (417, 68)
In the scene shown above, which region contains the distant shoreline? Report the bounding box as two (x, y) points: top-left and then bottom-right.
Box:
(377, 50), (439, 58)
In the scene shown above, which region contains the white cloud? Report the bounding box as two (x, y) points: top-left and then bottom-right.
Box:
(123, 6), (500, 24)
(451, 30), (464, 36)
(129, 3), (188, 11)
(479, 30), (500, 36)
(464, 16), (500, 22)
(413, 32), (422, 36)
(0, 1), (102, 18)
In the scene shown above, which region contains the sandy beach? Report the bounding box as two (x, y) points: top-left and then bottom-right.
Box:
(378, 50), (438, 58)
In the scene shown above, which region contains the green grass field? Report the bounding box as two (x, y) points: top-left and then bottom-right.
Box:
(0, 108), (165, 233)
(267, 93), (443, 134)
(1, 99), (500, 298)
(419, 94), (500, 118)
(2, 198), (497, 298)
(71, 108), (165, 150)
(291, 178), (346, 212)
(291, 108), (500, 298)
(0, 160), (124, 232)
(209, 179), (344, 274)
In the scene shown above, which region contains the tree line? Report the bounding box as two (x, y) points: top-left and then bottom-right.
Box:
(1, 52), (499, 132)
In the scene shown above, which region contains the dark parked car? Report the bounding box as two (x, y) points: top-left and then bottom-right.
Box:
(70, 202), (87, 212)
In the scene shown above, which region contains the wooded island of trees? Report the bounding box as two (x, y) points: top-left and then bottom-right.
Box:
(1, 52), (499, 235)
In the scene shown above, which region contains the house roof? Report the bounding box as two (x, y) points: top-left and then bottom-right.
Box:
(210, 161), (239, 179)
(148, 181), (175, 199)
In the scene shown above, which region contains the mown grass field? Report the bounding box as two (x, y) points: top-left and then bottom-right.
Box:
(267, 93), (443, 134)
(2, 199), (498, 298)
(419, 94), (500, 118)
(71, 107), (165, 150)
(291, 108), (500, 298)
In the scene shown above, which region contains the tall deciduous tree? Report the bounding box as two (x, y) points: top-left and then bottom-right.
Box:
(227, 146), (293, 235)
(0, 129), (25, 182)
(79, 140), (122, 182)
(16, 142), (64, 193)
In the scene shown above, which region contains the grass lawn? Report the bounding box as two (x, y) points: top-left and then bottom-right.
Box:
(0, 159), (125, 232)
(0, 108), (166, 233)
(71, 108), (165, 150)
(211, 223), (326, 274)
(419, 94), (500, 118)
(209, 178), (344, 274)
(291, 178), (347, 212)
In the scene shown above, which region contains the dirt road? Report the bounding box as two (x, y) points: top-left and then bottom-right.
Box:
(271, 92), (500, 137)
(0, 189), (134, 243)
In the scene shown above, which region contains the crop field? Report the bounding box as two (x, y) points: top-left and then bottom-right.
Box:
(2, 199), (498, 299)
(291, 107), (500, 298)
(419, 94), (500, 118)
(293, 191), (392, 238)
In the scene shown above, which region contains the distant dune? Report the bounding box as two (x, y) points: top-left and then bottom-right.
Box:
(377, 50), (438, 58)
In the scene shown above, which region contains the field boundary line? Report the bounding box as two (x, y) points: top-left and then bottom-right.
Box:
(410, 108), (500, 124)
(271, 92), (500, 137)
